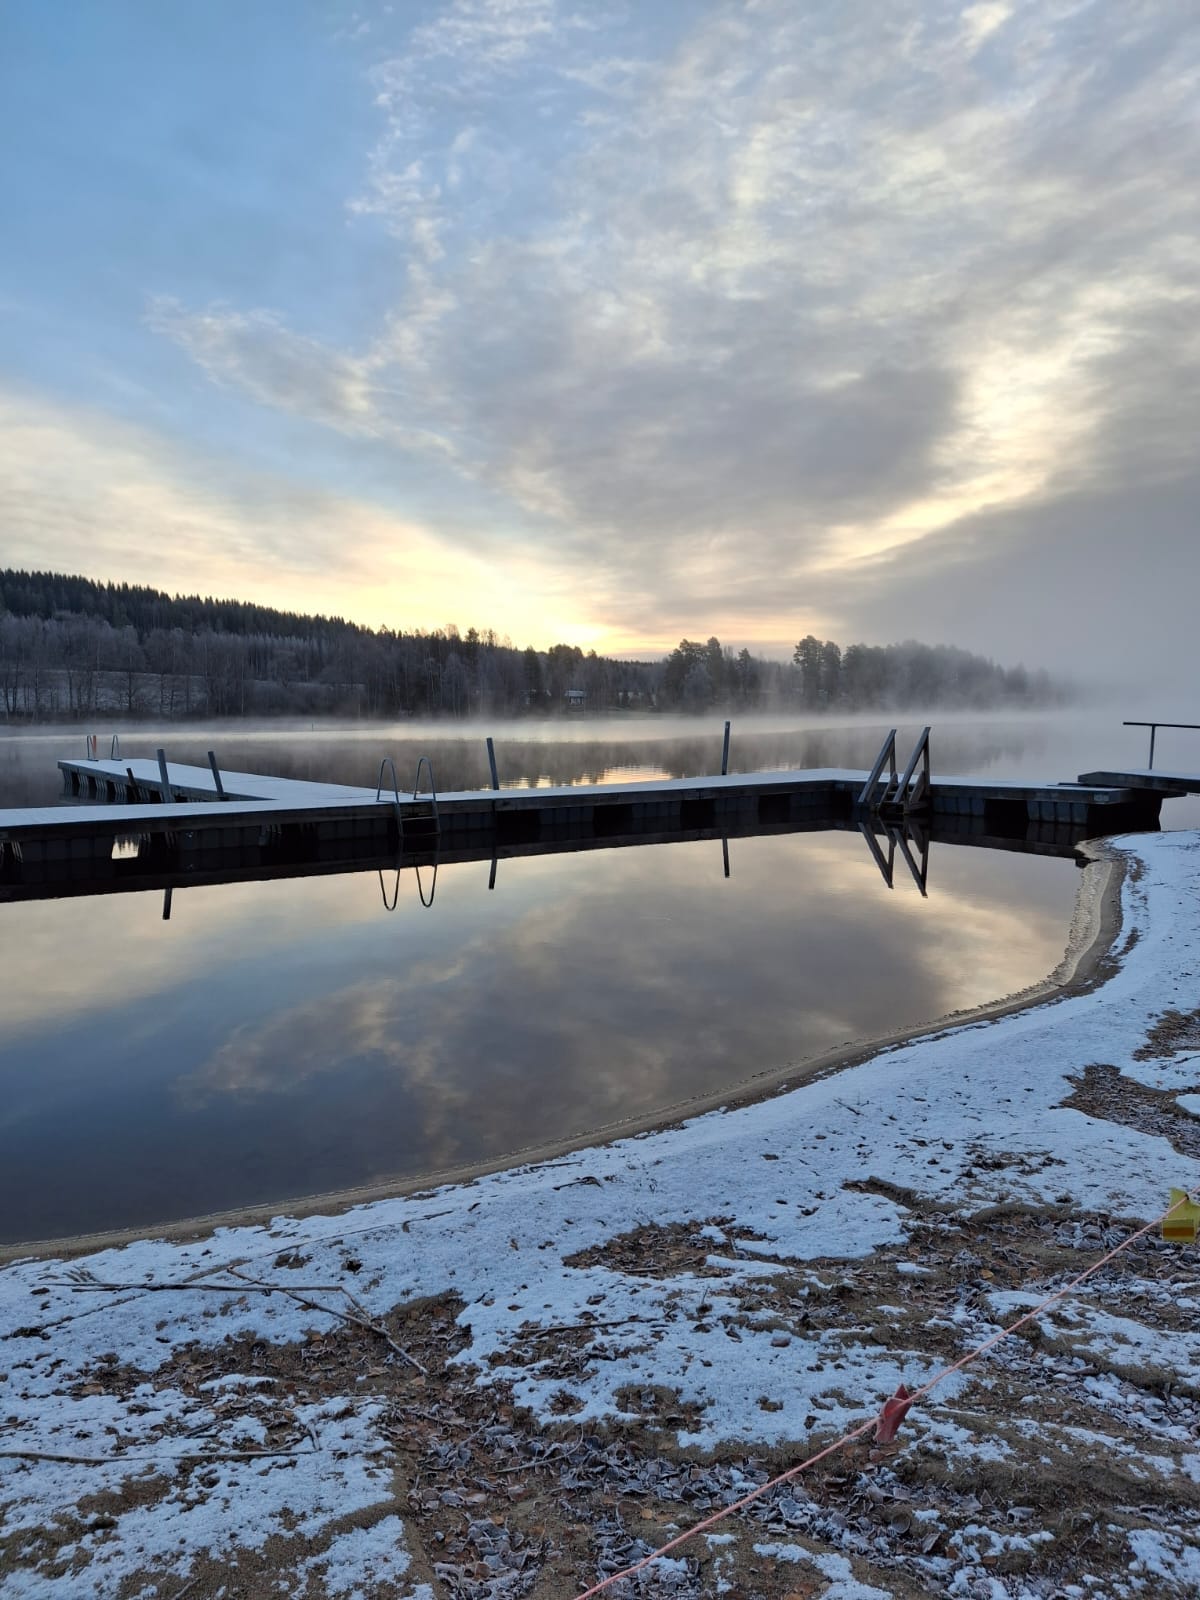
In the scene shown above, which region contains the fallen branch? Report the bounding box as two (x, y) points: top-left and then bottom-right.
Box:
(0, 1444), (316, 1466)
(225, 1269), (429, 1376)
(48, 1278), (346, 1295)
(524, 1316), (670, 1338)
(41, 1270), (430, 1377)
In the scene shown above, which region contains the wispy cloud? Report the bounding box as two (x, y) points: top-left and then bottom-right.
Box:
(21, 0), (1195, 671)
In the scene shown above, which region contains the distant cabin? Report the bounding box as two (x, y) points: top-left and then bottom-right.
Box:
(563, 688), (587, 710)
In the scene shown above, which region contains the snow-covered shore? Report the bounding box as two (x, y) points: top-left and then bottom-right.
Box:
(3, 832), (1200, 1598)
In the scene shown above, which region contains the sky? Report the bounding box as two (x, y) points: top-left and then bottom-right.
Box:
(0, 0), (1197, 686)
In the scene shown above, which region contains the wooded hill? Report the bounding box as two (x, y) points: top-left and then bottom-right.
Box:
(0, 568), (1062, 721)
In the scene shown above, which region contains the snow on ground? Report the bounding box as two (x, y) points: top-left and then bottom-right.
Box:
(3, 832), (1200, 1596)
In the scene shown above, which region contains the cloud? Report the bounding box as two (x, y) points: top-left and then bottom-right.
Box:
(145, 298), (458, 461)
(133, 0), (1200, 664)
(0, 389), (591, 640)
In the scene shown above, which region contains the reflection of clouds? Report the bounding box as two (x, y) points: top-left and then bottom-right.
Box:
(179, 984), (401, 1101)
(173, 832), (1076, 1186)
(0, 873), (381, 1038)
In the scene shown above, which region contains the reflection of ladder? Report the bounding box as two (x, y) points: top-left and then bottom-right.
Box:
(857, 817), (929, 896)
(376, 756), (441, 846)
(379, 860), (438, 910)
(858, 726), (931, 816)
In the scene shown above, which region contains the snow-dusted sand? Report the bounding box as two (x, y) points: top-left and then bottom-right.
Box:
(3, 832), (1200, 1598)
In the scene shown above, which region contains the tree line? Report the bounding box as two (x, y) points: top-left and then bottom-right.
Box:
(0, 569), (1063, 721)
(660, 634), (1060, 712)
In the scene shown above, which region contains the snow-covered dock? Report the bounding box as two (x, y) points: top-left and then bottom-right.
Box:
(0, 753), (1166, 882)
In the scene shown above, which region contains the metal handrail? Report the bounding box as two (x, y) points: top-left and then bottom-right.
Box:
(858, 729), (898, 807)
(1124, 721), (1200, 770)
(376, 756), (401, 806)
(376, 756), (404, 841)
(894, 725), (931, 813)
(109, 734), (122, 760)
(413, 756), (440, 831)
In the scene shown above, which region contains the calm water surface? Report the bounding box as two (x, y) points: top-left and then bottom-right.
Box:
(1, 711), (1191, 1243)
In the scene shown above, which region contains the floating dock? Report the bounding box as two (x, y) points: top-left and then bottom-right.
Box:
(0, 747), (1171, 901)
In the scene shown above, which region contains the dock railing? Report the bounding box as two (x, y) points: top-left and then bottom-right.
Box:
(1124, 721), (1200, 770)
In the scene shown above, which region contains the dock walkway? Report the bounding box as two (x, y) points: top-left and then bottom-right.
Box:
(0, 744), (1184, 900)
(1077, 767), (1200, 795)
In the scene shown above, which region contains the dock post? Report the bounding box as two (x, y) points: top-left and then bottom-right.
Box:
(721, 720), (731, 776)
(1149, 725), (1157, 769)
(486, 736), (500, 791)
(156, 748), (175, 803)
(162, 886), (173, 921)
(207, 751), (227, 799)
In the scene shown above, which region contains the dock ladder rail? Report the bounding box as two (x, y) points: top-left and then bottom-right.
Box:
(376, 756), (442, 846)
(858, 726), (932, 816)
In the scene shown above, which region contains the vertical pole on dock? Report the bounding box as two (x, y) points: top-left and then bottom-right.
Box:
(156, 748), (175, 803)
(488, 854), (498, 891)
(207, 751), (227, 799)
(1149, 725), (1157, 770)
(721, 720), (731, 776)
(162, 886), (173, 921)
(486, 736), (500, 791)
(722, 837), (730, 879)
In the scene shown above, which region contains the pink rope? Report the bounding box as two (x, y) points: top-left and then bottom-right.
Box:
(571, 1189), (1196, 1598)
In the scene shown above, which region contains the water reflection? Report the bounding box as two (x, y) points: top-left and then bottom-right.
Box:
(0, 826), (1078, 1243)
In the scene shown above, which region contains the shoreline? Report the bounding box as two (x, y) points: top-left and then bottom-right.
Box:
(1, 837), (1125, 1265)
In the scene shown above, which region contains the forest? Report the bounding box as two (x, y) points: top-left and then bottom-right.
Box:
(0, 569), (1063, 721)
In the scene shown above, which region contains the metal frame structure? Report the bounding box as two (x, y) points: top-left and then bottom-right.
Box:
(858, 726), (931, 815)
(1124, 720), (1200, 771)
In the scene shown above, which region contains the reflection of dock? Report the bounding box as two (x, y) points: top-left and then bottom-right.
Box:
(0, 803), (1093, 907)
(0, 736), (1169, 903)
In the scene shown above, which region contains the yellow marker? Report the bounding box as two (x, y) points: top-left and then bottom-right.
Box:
(1163, 1188), (1200, 1243)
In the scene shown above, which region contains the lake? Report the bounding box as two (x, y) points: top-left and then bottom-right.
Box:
(0, 710), (1194, 1245)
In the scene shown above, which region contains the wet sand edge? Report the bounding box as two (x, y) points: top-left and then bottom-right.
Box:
(2, 839), (1128, 1264)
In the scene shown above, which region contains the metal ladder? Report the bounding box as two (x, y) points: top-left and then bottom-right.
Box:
(858, 726), (931, 816)
(376, 755), (441, 846)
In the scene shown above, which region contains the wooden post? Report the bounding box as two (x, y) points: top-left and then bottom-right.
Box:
(207, 751), (227, 799)
(721, 720), (731, 776)
(486, 736), (500, 791)
(156, 748), (175, 803)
